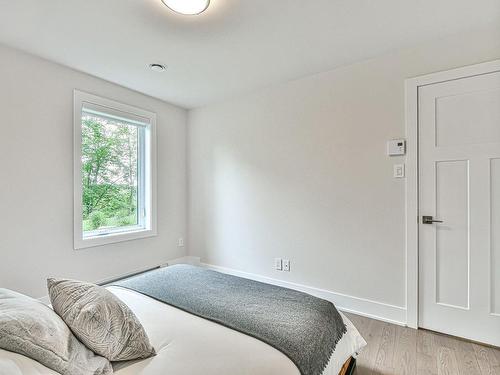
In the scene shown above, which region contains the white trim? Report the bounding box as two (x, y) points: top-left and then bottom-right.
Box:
(404, 77), (419, 329)
(404, 59), (500, 329)
(201, 263), (407, 326)
(73, 90), (158, 249)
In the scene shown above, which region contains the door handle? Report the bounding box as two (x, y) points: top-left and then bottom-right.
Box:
(422, 215), (444, 224)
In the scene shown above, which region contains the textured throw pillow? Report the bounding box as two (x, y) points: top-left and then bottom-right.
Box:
(47, 278), (155, 361)
(0, 288), (112, 375)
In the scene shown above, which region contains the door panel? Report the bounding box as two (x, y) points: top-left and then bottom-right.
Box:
(492, 158), (500, 315)
(419, 70), (500, 347)
(435, 160), (469, 309)
(435, 88), (500, 147)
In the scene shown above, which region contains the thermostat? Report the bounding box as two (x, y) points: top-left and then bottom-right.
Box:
(387, 139), (406, 156)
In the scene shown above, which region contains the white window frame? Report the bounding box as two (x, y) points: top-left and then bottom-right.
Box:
(73, 90), (157, 249)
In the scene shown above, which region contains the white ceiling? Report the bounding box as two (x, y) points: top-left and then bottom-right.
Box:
(0, 0), (499, 109)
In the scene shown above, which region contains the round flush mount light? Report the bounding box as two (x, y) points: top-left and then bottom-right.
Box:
(161, 0), (210, 15)
(149, 63), (166, 72)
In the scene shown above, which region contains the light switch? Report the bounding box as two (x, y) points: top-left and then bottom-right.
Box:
(393, 164), (405, 178)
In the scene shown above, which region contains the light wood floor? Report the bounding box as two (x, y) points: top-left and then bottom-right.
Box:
(344, 312), (500, 375)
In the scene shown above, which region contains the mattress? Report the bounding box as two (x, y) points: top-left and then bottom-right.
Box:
(0, 286), (366, 375)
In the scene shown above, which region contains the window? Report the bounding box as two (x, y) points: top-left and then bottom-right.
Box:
(74, 91), (156, 249)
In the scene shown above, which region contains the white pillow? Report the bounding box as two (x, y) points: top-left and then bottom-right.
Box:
(0, 288), (112, 375)
(47, 278), (156, 362)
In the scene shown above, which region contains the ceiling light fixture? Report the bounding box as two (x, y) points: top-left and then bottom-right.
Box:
(161, 0), (210, 15)
(149, 63), (166, 72)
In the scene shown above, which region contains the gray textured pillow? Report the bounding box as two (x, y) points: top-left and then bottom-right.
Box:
(47, 278), (155, 361)
(0, 288), (112, 375)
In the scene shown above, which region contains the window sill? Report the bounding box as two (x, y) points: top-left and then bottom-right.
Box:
(74, 228), (157, 250)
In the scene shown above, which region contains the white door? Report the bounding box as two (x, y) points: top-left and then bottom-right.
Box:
(419, 69), (500, 346)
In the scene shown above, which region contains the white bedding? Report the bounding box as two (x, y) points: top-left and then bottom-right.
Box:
(0, 286), (366, 375)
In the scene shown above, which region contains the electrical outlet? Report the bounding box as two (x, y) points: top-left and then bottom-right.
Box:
(177, 237), (184, 247)
(283, 259), (290, 272)
(274, 258), (283, 271)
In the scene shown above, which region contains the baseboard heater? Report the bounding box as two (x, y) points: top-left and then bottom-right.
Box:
(99, 265), (161, 285)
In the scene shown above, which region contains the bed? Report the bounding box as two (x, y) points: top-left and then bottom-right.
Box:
(0, 274), (366, 375)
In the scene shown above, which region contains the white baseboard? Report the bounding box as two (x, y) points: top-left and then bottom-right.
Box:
(202, 262), (407, 326)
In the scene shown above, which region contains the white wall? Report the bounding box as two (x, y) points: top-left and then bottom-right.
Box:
(188, 27), (500, 323)
(0, 44), (188, 299)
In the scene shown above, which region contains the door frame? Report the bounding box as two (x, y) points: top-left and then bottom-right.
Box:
(404, 59), (500, 329)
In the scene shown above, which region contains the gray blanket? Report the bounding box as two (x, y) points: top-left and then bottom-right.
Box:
(111, 264), (346, 375)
